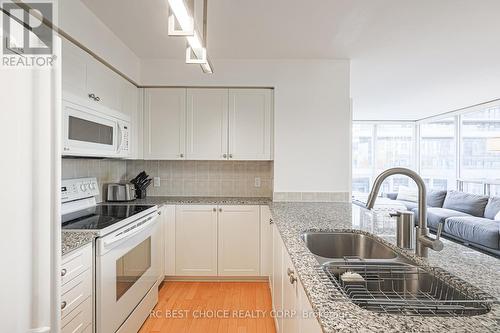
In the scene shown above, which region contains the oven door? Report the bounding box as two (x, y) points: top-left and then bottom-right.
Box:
(62, 100), (118, 157)
(96, 213), (161, 333)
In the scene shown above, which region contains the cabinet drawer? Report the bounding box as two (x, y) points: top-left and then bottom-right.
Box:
(61, 296), (92, 333)
(61, 244), (92, 285)
(61, 269), (91, 318)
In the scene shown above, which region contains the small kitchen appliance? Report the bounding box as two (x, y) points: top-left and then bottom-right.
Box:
(106, 183), (136, 202)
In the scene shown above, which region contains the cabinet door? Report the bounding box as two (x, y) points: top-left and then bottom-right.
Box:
(162, 205), (176, 276)
(298, 280), (322, 333)
(62, 40), (88, 101)
(282, 252), (299, 333)
(228, 89), (272, 160)
(272, 224), (283, 333)
(218, 205), (260, 276)
(144, 88), (186, 159)
(186, 88), (228, 160)
(260, 205), (273, 277)
(86, 58), (121, 110)
(175, 205), (217, 276)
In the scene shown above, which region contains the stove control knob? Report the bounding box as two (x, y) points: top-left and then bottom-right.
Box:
(90, 183), (96, 190)
(80, 184), (86, 191)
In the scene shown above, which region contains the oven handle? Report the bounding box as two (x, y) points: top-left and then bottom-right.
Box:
(102, 212), (159, 249)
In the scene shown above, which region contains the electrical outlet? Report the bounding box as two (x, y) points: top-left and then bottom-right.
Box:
(153, 177), (161, 187)
(254, 177), (261, 188)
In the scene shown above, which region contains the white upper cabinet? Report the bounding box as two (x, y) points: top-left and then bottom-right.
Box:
(186, 88), (229, 160)
(217, 205), (260, 276)
(86, 59), (121, 111)
(62, 40), (88, 101)
(229, 89), (273, 160)
(62, 39), (128, 112)
(144, 88), (186, 160)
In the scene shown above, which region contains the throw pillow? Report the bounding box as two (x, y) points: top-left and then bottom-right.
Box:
(396, 185), (418, 203)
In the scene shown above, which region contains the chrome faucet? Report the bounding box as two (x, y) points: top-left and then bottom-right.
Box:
(365, 167), (444, 258)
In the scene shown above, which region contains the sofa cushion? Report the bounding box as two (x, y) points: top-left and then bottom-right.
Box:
(413, 207), (471, 229)
(427, 190), (447, 208)
(444, 216), (500, 250)
(399, 200), (418, 211)
(396, 186), (418, 202)
(442, 191), (489, 217)
(484, 196), (500, 220)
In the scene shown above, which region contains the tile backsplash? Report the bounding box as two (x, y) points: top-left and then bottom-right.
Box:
(126, 160), (273, 197)
(62, 158), (127, 202)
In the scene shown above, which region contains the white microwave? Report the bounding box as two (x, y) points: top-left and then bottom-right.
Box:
(62, 99), (130, 158)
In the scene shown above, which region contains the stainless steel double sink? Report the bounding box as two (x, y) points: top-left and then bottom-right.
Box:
(302, 231), (492, 317)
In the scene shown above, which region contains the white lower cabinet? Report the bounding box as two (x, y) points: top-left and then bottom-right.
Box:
(270, 223), (322, 333)
(283, 253), (299, 333)
(60, 244), (93, 333)
(169, 204), (263, 277)
(272, 224), (284, 332)
(260, 205), (273, 277)
(175, 205), (218, 276)
(218, 205), (260, 276)
(162, 205), (176, 276)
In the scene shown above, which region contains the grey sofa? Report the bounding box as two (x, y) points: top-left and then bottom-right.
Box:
(386, 190), (500, 257)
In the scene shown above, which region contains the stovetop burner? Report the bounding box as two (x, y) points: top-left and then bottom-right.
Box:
(62, 204), (155, 231)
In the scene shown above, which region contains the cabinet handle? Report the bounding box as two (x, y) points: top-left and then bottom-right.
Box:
(61, 301), (67, 310)
(223, 154), (227, 158)
(88, 93), (96, 100)
(63, 147), (70, 151)
(219, 208), (222, 212)
(229, 154), (233, 159)
(61, 268), (67, 277)
(213, 208), (216, 212)
(95, 96), (101, 102)
(269, 218), (273, 224)
(287, 268), (294, 277)
(289, 274), (297, 285)
(180, 153), (184, 158)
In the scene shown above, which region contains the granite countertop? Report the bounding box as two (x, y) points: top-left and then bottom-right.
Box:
(61, 197), (500, 332)
(61, 230), (99, 256)
(61, 196), (271, 255)
(269, 202), (500, 332)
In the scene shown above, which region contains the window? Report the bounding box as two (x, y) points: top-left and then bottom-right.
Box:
(419, 118), (456, 190)
(352, 123), (374, 194)
(352, 122), (415, 195)
(352, 104), (500, 198)
(375, 124), (415, 193)
(460, 107), (500, 180)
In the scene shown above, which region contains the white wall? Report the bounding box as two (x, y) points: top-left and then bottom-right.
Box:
(58, 0), (140, 82)
(141, 59), (351, 193)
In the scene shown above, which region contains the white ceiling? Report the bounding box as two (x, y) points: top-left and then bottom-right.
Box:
(82, 0), (500, 120)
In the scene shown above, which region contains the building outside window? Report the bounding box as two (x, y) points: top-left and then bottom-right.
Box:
(352, 122), (415, 196)
(460, 106), (500, 195)
(352, 123), (374, 194)
(419, 117), (456, 190)
(352, 104), (500, 197)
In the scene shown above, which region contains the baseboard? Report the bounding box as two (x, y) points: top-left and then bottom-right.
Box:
(163, 275), (270, 282)
(273, 191), (351, 202)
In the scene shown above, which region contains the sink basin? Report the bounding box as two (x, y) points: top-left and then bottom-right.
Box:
(302, 231), (398, 262)
(322, 262), (492, 316)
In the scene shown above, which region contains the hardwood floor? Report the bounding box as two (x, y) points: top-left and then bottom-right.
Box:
(139, 281), (276, 333)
